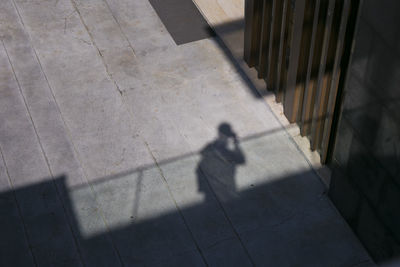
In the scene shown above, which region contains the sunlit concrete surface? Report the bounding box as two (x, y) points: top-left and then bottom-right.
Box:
(0, 0), (374, 266)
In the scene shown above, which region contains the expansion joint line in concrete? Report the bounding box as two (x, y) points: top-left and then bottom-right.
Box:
(7, 0), (88, 191)
(8, 1), (126, 264)
(102, 0), (137, 58)
(0, 145), (38, 267)
(197, 166), (256, 267)
(69, 0), (124, 97)
(56, 0), (137, 265)
(1, 38), (87, 267)
(8, 0), (92, 197)
(143, 140), (210, 267)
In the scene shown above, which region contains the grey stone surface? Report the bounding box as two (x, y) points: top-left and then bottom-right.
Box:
(105, 0), (175, 57)
(0, 1), (132, 265)
(0, 0), (373, 266)
(0, 36), (82, 266)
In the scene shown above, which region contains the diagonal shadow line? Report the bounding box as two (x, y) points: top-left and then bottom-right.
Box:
(69, 98), (386, 192)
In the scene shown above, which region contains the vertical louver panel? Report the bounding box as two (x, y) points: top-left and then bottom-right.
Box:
(244, 0), (359, 163)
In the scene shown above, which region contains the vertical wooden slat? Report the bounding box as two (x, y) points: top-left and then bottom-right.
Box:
(295, 0), (319, 123)
(244, 0), (254, 64)
(320, 0), (352, 163)
(244, 0), (263, 67)
(275, 0), (289, 102)
(300, 0), (328, 137)
(282, 0), (307, 123)
(265, 0), (277, 82)
(300, 0), (321, 135)
(278, 0), (294, 103)
(267, 0), (285, 91)
(310, 0), (336, 150)
(258, 0), (274, 78)
(311, 0), (345, 155)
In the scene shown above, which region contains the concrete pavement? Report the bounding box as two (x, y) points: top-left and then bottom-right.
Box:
(0, 0), (373, 266)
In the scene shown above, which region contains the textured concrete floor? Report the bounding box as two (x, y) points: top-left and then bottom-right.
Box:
(0, 0), (374, 266)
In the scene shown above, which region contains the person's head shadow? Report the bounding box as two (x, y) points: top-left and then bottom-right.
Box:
(196, 123), (246, 202)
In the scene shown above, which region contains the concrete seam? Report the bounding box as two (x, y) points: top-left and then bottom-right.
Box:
(0, 144), (38, 267)
(8, 3), (125, 263)
(102, 0), (137, 58)
(69, 0), (123, 96)
(143, 140), (210, 267)
(8, 1), (125, 263)
(8, 0), (91, 191)
(197, 166), (257, 266)
(66, 4), (181, 266)
(1, 38), (86, 267)
(6, 0), (112, 263)
(66, 0), (139, 265)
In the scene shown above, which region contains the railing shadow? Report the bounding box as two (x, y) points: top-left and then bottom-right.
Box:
(1, 124), (374, 266)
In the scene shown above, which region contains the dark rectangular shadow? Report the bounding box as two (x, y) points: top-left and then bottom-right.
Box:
(148, 0), (215, 45)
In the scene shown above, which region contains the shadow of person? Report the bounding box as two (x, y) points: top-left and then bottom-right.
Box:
(196, 123), (246, 203)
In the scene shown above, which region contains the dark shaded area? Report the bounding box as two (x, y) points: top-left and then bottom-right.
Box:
(0, 176), (82, 267)
(0, 125), (372, 266)
(209, 1), (400, 262)
(148, 0), (215, 45)
(0, 171), (370, 266)
(197, 123), (245, 202)
(145, 0), (400, 262)
(329, 0), (400, 263)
